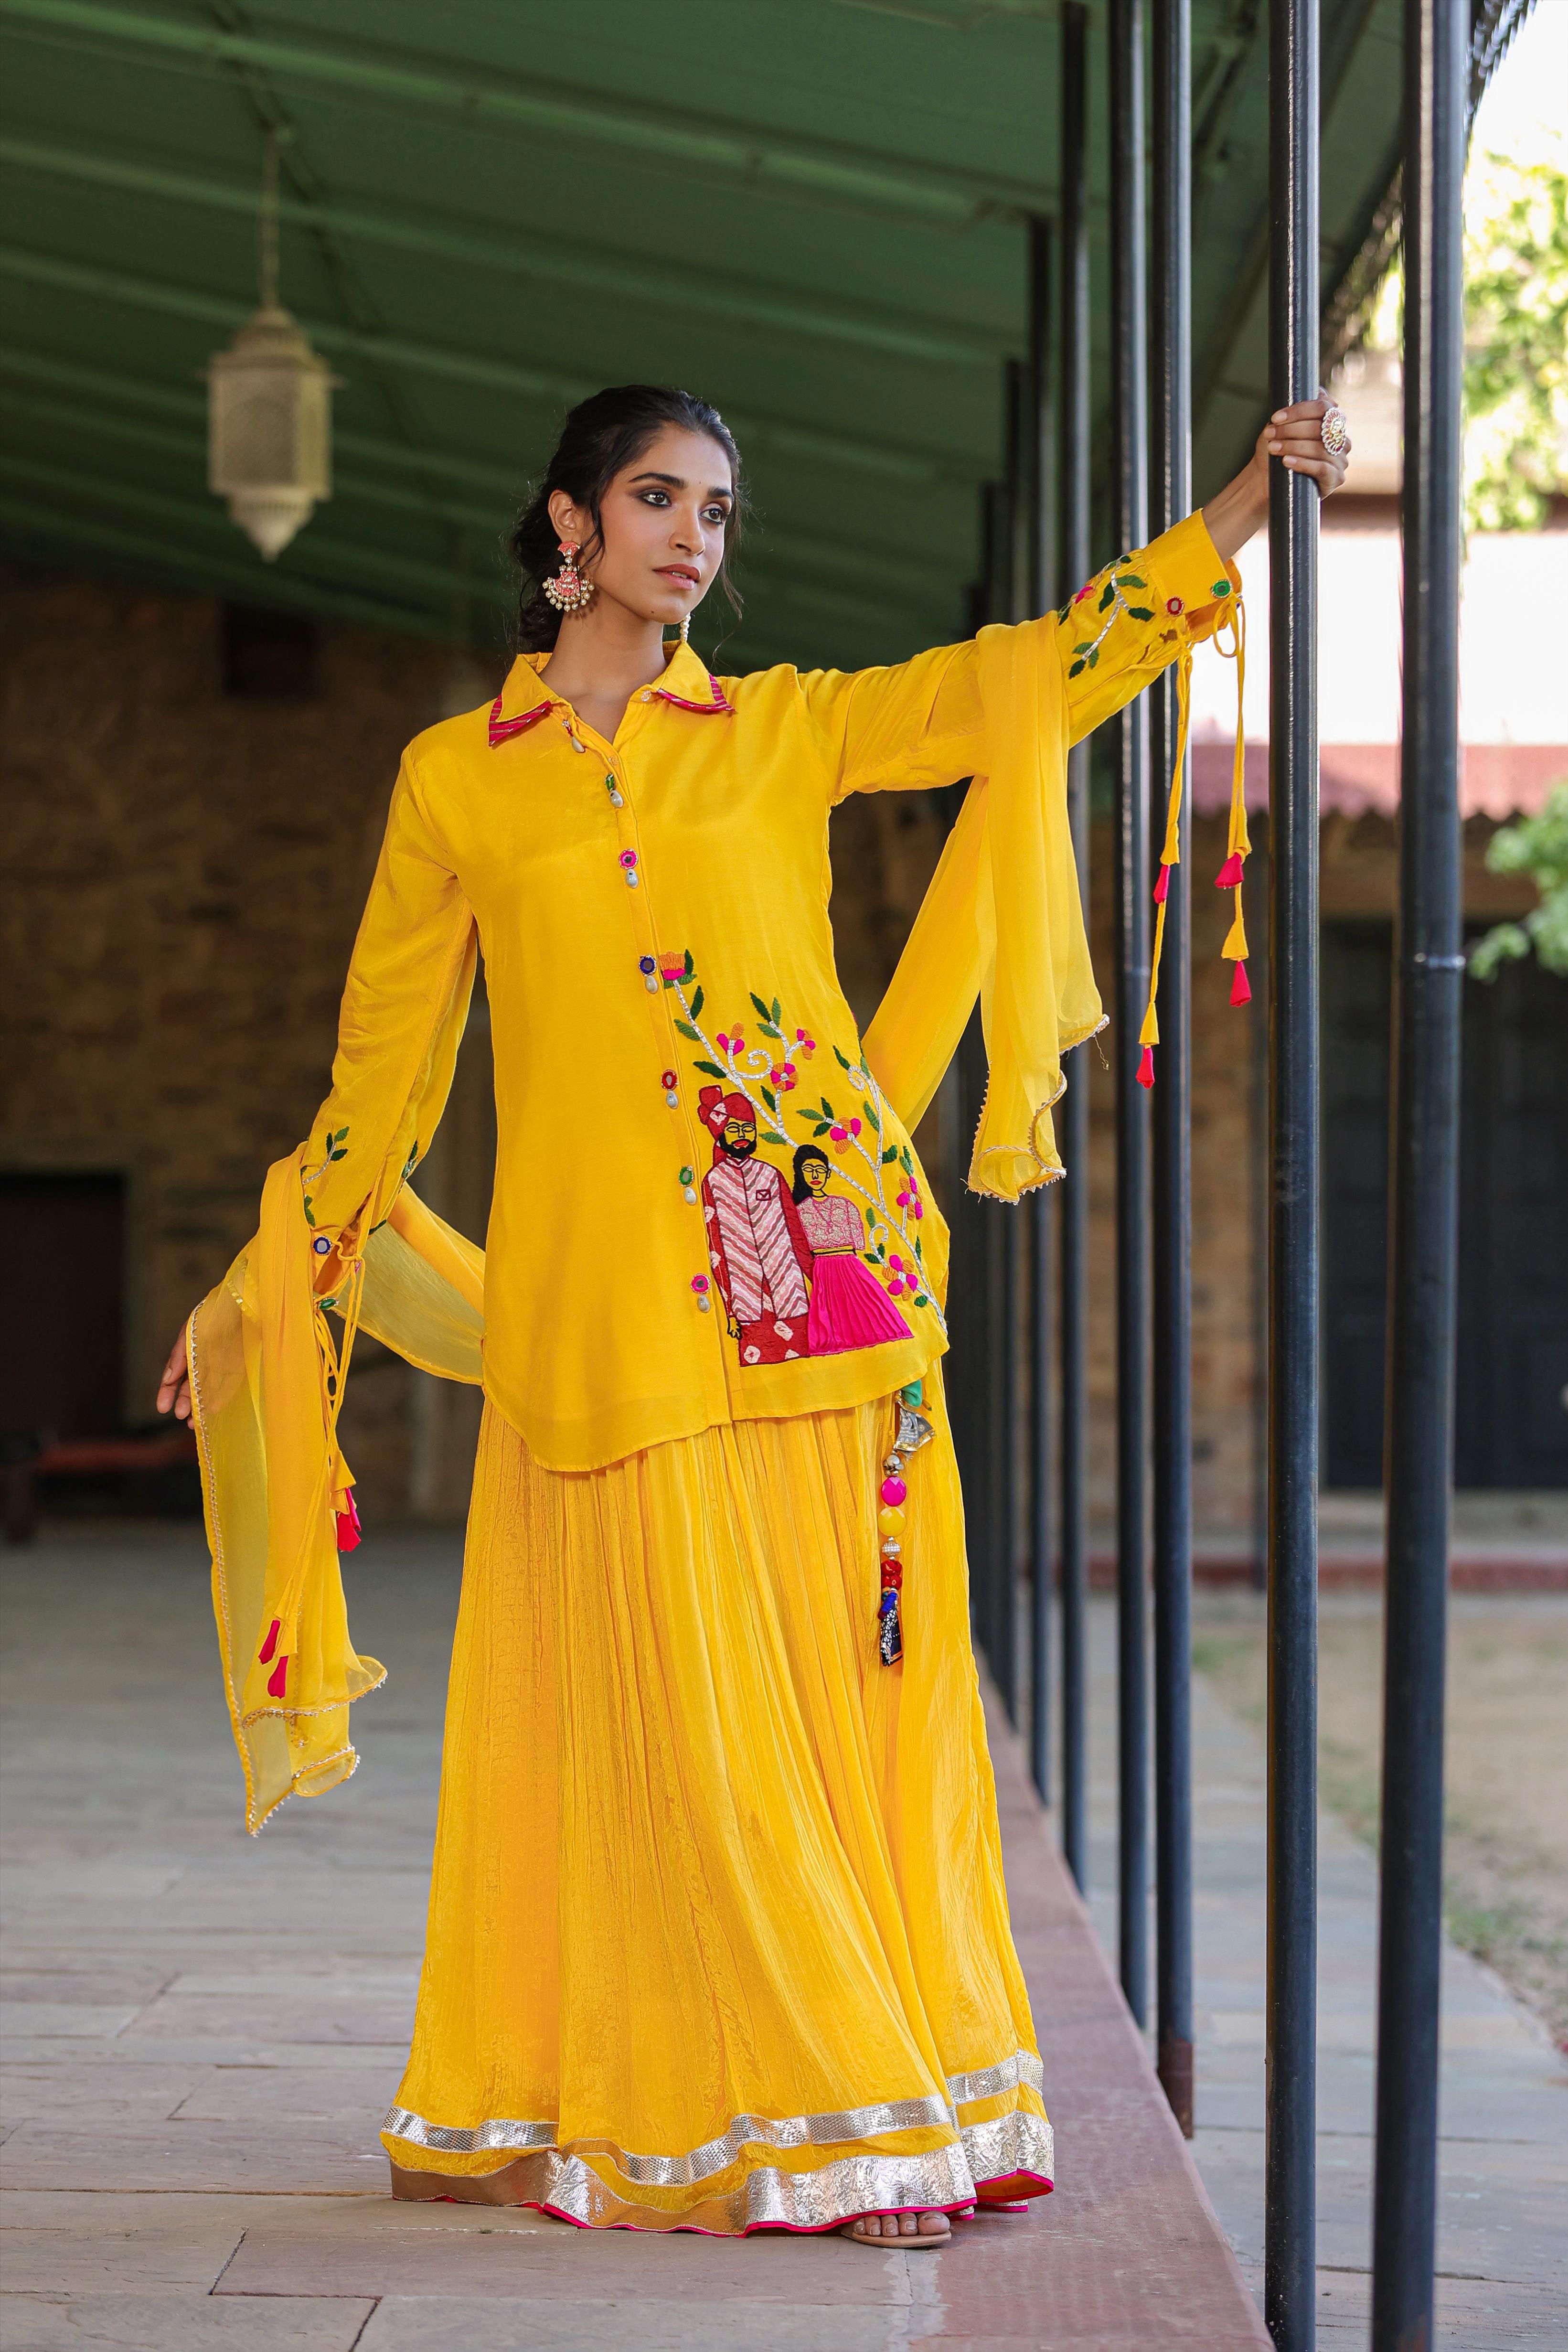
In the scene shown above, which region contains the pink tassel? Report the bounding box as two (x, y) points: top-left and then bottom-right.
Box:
(257, 1618), (280, 1666)
(1136, 1044), (1156, 1090)
(1230, 960), (1252, 1006)
(336, 1493), (362, 1552)
(1214, 852), (1245, 889)
(266, 1654), (288, 1700)
(1152, 864), (1171, 904)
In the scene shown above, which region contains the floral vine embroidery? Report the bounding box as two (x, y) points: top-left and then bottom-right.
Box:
(1060, 558), (1156, 678)
(666, 957), (946, 1335)
(301, 1125), (349, 1227)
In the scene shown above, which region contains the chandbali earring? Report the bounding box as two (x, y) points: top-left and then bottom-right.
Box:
(543, 541), (595, 616)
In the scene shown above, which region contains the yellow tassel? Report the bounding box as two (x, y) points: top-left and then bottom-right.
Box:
(1135, 644), (1193, 1078)
(1222, 901), (1249, 963)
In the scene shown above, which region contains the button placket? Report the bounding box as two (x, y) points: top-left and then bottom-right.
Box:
(609, 747), (720, 1326)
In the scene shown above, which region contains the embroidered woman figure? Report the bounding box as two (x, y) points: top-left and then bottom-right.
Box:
(792, 1145), (911, 1357)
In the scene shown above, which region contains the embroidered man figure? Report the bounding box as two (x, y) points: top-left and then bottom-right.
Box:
(697, 1086), (814, 1365)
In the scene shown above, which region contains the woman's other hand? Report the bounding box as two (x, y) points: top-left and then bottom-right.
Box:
(157, 1325), (192, 1423)
(1202, 390), (1352, 560)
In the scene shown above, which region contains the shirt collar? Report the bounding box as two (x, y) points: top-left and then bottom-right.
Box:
(488, 641), (734, 748)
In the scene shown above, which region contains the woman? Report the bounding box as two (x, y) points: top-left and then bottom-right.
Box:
(159, 381), (1346, 2245)
(791, 1142), (915, 1358)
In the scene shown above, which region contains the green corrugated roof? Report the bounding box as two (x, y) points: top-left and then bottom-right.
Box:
(0, 0), (1487, 669)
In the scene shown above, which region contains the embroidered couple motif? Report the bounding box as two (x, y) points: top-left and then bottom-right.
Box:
(696, 1090), (911, 1365)
(666, 953), (944, 1370)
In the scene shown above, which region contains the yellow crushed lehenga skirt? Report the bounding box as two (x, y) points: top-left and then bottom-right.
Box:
(381, 1367), (1053, 2234)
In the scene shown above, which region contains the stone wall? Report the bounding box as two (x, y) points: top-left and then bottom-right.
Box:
(1, 571), (1538, 1543)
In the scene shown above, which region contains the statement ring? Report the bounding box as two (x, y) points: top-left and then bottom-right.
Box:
(1320, 404), (1351, 459)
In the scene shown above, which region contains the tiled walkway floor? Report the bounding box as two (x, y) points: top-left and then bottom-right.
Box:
(0, 1526), (1262, 2352)
(1077, 1592), (1568, 2348)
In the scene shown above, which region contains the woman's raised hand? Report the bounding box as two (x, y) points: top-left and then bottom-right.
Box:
(1202, 389), (1351, 560)
(157, 1325), (192, 1423)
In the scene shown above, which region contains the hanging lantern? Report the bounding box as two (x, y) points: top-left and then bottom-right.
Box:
(208, 133), (336, 560)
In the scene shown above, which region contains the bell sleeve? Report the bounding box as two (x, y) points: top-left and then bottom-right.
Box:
(799, 512), (1241, 1200)
(186, 751), (480, 1832)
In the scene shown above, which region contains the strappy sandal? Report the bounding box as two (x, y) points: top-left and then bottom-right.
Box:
(842, 2212), (950, 2248)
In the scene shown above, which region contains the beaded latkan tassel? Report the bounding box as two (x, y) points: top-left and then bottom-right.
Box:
(1137, 590), (1249, 1088)
(877, 1379), (933, 1664)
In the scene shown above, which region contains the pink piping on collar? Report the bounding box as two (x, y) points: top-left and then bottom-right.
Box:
(656, 674), (735, 715)
(488, 694), (553, 747)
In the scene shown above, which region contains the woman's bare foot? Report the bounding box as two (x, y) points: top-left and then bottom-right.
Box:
(842, 2209), (950, 2246)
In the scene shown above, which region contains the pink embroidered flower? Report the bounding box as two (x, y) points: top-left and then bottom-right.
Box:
(716, 1032), (731, 1053)
(886, 1274), (907, 1297)
(849, 1117), (862, 1137)
(1074, 582), (1094, 603)
(780, 1063), (797, 1089)
(830, 1123), (848, 1152)
(889, 1254), (905, 1273)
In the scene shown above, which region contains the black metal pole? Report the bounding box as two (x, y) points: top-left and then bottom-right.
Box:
(1266, 0), (1320, 2328)
(992, 357), (1032, 1724)
(1151, 0), (1195, 2141)
(1370, 0), (1466, 2332)
(1057, 0), (1092, 1895)
(1027, 219), (1056, 1803)
(1110, 0), (1151, 2030)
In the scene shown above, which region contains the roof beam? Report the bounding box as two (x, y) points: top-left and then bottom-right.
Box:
(0, 345), (961, 600)
(0, 132), (1002, 369)
(0, 491), (442, 635)
(0, 244), (981, 485)
(0, 379), (948, 626)
(0, 0), (1043, 227)
(0, 444), (928, 642)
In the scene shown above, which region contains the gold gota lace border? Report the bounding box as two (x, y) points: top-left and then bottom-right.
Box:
(388, 2114), (1056, 2235)
(382, 2049), (1048, 2185)
(392, 2139), (987, 2234)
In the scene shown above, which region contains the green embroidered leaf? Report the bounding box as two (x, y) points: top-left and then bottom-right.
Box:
(683, 949), (695, 976)
(1126, 605), (1154, 622)
(1087, 647), (1100, 669)
(1098, 580), (1116, 612)
(913, 1235), (924, 1258)
(900, 1145), (913, 1173)
(761, 1085), (778, 1112)
(771, 997), (782, 1024)
(749, 991), (771, 1020)
(675, 1020), (702, 1041)
(690, 985), (704, 1017)
(881, 1145), (898, 1164)
(812, 1122), (832, 1137)
(1068, 659), (1086, 679)
(833, 1046), (853, 1070)
(763, 1129), (789, 1146)
(302, 1199), (315, 1226)
(329, 1147), (347, 1162)
(759, 1022), (782, 1040)
(1116, 573), (1147, 589)
(1073, 641), (1093, 655)
(914, 1293), (929, 1309)
(694, 1059), (726, 1080)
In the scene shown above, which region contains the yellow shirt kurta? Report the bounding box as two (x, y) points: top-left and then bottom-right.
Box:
(299, 510), (1237, 1473)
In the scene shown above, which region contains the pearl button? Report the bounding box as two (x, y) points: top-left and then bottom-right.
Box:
(645, 975), (659, 991)
(696, 1294), (711, 1311)
(626, 870), (639, 887)
(641, 690), (651, 702)
(665, 1090), (680, 1108)
(683, 1187), (697, 1205)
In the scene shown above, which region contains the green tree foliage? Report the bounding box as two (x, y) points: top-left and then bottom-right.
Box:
(1469, 781), (1568, 981)
(1463, 152), (1568, 532)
